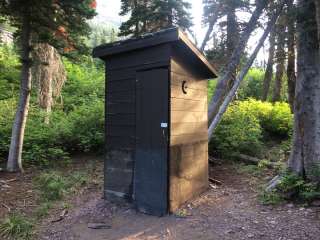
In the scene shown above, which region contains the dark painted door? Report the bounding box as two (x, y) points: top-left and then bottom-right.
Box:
(134, 68), (169, 216)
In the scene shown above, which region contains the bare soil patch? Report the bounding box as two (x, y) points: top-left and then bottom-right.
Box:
(38, 160), (320, 240)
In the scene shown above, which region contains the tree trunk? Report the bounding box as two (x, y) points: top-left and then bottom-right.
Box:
(226, 4), (239, 61)
(7, 14), (32, 172)
(314, 0), (320, 44)
(288, 0), (320, 181)
(32, 43), (66, 124)
(272, 16), (286, 102)
(208, 1), (285, 138)
(208, 0), (268, 124)
(200, 3), (222, 52)
(286, 0), (296, 112)
(262, 28), (276, 101)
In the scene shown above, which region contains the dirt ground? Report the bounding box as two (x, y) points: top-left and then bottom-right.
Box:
(39, 161), (320, 240)
(2, 158), (320, 240)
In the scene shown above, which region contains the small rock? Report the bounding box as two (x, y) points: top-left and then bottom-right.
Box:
(225, 229), (234, 234)
(270, 220), (277, 225)
(311, 200), (320, 207)
(247, 233), (254, 238)
(87, 223), (111, 229)
(286, 203), (294, 208)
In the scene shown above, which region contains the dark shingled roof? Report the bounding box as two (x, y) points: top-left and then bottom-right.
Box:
(92, 27), (218, 78)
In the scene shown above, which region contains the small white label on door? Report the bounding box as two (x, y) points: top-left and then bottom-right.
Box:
(161, 123), (168, 128)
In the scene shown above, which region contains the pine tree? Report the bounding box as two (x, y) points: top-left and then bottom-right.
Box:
(119, 0), (151, 37)
(119, 0), (193, 37)
(201, 0), (250, 54)
(0, 0), (96, 172)
(150, 0), (192, 32)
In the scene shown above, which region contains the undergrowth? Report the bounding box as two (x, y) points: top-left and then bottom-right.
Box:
(0, 213), (34, 240)
(260, 171), (320, 205)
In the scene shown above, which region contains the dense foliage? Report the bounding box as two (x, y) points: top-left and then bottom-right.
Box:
(0, 45), (104, 167)
(119, 0), (192, 37)
(211, 99), (293, 158)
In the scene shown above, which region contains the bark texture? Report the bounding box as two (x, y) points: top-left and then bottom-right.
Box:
(286, 0), (296, 112)
(288, 0), (320, 180)
(262, 28), (276, 101)
(32, 43), (66, 123)
(315, 0), (320, 44)
(226, 3), (239, 61)
(7, 14), (32, 172)
(272, 16), (286, 102)
(208, 0), (268, 124)
(208, 0), (286, 138)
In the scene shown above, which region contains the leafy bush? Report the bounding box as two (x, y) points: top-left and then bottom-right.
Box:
(212, 101), (263, 157)
(211, 99), (293, 157)
(0, 51), (104, 167)
(263, 102), (293, 136)
(238, 68), (265, 100)
(0, 45), (20, 100)
(0, 213), (34, 240)
(62, 57), (104, 112)
(260, 171), (320, 205)
(0, 98), (16, 160)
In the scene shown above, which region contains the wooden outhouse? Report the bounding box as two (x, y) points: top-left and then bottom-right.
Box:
(93, 28), (218, 216)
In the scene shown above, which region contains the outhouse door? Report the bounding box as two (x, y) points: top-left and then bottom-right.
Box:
(134, 68), (169, 216)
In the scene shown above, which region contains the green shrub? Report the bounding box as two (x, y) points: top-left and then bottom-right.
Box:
(259, 190), (284, 205)
(211, 99), (293, 157)
(34, 202), (52, 219)
(0, 213), (34, 240)
(238, 68), (265, 100)
(62, 57), (104, 112)
(261, 172), (320, 205)
(212, 101), (263, 157)
(263, 102), (293, 136)
(63, 100), (104, 152)
(35, 171), (90, 202)
(0, 98), (16, 161)
(0, 45), (20, 100)
(35, 172), (68, 201)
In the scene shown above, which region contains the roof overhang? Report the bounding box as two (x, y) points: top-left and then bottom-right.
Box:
(92, 28), (218, 78)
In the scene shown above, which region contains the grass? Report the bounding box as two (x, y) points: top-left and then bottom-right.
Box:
(34, 202), (53, 219)
(259, 190), (284, 205)
(0, 169), (89, 239)
(0, 213), (34, 240)
(34, 170), (89, 201)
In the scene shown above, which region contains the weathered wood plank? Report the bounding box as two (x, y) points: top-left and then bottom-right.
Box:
(171, 98), (207, 112)
(171, 122), (207, 136)
(169, 143), (208, 212)
(171, 110), (207, 123)
(171, 73), (207, 91)
(171, 86), (207, 101)
(171, 132), (208, 145)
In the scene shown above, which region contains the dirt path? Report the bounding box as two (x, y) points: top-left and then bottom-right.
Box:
(40, 162), (320, 240)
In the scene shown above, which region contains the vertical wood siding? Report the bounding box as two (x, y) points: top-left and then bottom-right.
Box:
(104, 44), (171, 199)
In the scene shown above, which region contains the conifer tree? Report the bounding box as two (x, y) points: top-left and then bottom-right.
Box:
(119, 0), (192, 37)
(0, 0), (96, 172)
(150, 0), (192, 32)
